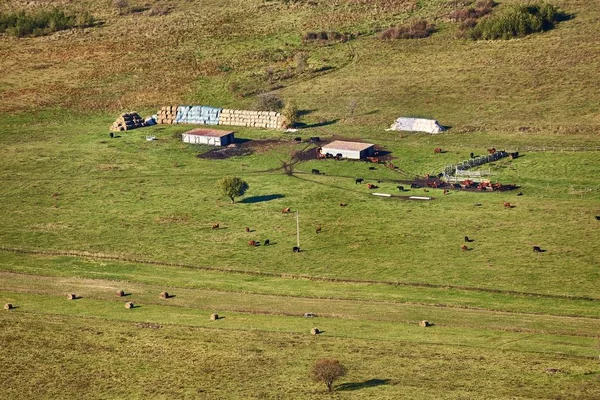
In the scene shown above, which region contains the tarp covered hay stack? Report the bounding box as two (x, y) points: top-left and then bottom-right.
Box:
(176, 105), (221, 125)
(219, 109), (285, 129)
(110, 112), (146, 131)
(156, 106), (178, 124)
(391, 117), (445, 134)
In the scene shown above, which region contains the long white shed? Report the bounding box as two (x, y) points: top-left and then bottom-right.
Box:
(182, 128), (234, 146)
(320, 140), (375, 160)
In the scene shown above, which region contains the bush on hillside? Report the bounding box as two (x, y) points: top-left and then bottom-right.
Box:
(254, 93), (284, 112)
(467, 2), (564, 40)
(379, 20), (435, 40)
(0, 8), (95, 37)
(450, 0), (496, 22)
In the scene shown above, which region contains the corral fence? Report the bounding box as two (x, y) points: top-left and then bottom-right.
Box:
(442, 150), (508, 181)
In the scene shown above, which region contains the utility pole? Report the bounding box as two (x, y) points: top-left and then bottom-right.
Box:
(296, 210), (300, 248)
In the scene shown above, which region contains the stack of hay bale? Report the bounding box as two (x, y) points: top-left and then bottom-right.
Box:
(156, 106), (178, 124)
(175, 105), (221, 125)
(218, 109), (286, 129)
(110, 112), (146, 131)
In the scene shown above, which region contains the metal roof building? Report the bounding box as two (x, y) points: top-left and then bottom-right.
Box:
(320, 140), (375, 160)
(182, 128), (235, 146)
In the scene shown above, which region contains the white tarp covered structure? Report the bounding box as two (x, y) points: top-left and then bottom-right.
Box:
(390, 117), (444, 134)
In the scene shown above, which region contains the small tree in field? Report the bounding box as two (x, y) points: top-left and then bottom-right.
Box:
(311, 358), (347, 392)
(218, 177), (249, 203)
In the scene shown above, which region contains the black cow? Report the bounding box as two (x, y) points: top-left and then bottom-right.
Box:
(410, 183), (420, 189)
(311, 169), (320, 175)
(293, 246), (301, 253)
(397, 186), (404, 191)
(596, 216), (600, 221)
(264, 239), (270, 246)
(368, 166), (376, 170)
(517, 192), (523, 196)
(294, 137), (302, 142)
(533, 246), (543, 253)
(309, 137), (320, 143)
(464, 236), (474, 243)
(355, 178), (364, 184)
(109, 132), (114, 139)
(470, 152), (474, 159)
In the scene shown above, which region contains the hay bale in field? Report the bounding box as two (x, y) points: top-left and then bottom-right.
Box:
(419, 320), (431, 327)
(311, 327), (320, 335)
(159, 291), (170, 299)
(116, 289), (125, 297)
(67, 293), (77, 300)
(4, 303), (13, 310)
(125, 302), (135, 309)
(210, 313), (219, 320)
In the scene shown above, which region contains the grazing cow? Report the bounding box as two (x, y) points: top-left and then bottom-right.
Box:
(410, 183), (420, 189)
(245, 227), (250, 232)
(533, 246), (543, 253)
(264, 239), (270, 246)
(335, 153), (343, 160)
(470, 152), (474, 159)
(294, 137), (302, 142)
(315, 226), (322, 234)
(109, 132), (114, 139)
(310, 137), (320, 143)
(368, 166), (376, 170)
(517, 192), (523, 196)
(503, 202), (512, 208)
(423, 189), (429, 193)
(461, 245), (468, 251)
(397, 186), (404, 191)
(282, 207), (291, 213)
(443, 189), (448, 195)
(293, 246), (301, 253)
(487, 148), (496, 154)
(434, 147), (442, 154)
(355, 178), (364, 184)
(510, 152), (519, 159)
(596, 216), (600, 221)
(464, 236), (473, 243)
(339, 203), (347, 207)
(311, 169), (320, 175)
(248, 240), (257, 247)
(367, 183), (378, 189)
(212, 223), (219, 229)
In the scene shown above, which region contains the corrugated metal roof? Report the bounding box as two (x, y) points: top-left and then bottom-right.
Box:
(321, 140), (374, 152)
(184, 128), (234, 137)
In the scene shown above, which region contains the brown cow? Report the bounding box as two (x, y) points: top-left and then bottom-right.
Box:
(487, 148), (496, 154)
(282, 207), (291, 213)
(461, 245), (468, 251)
(315, 226), (322, 234)
(212, 223), (219, 229)
(434, 147), (442, 154)
(367, 183), (378, 189)
(503, 202), (512, 208)
(245, 227), (250, 233)
(248, 240), (257, 247)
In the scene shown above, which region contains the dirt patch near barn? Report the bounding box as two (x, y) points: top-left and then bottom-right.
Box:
(197, 139), (290, 160)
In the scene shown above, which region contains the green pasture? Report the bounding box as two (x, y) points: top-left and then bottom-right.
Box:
(1, 0), (600, 398)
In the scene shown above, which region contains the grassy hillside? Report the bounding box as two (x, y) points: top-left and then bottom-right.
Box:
(1, 0), (599, 398)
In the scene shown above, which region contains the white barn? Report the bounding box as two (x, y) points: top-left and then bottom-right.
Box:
(320, 140), (375, 160)
(182, 128), (234, 146)
(390, 117), (444, 134)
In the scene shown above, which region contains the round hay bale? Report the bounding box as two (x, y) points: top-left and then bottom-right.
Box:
(67, 293), (77, 300)
(311, 327), (320, 335)
(210, 313), (219, 320)
(116, 290), (125, 297)
(159, 291), (169, 299)
(419, 320), (431, 327)
(125, 302), (135, 309)
(4, 303), (13, 310)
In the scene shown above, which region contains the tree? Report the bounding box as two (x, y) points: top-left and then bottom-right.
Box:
(218, 177), (249, 203)
(311, 358), (347, 392)
(282, 100), (299, 128)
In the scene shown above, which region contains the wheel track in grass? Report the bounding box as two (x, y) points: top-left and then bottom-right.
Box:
(1, 246), (599, 303)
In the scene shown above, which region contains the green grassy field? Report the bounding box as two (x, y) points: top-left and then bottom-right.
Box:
(1, 0), (599, 398)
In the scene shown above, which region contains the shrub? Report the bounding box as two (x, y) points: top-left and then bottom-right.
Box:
(450, 0), (496, 21)
(282, 100), (299, 128)
(254, 93), (284, 112)
(0, 8), (95, 37)
(468, 2), (563, 40)
(379, 20), (435, 40)
(311, 359), (347, 392)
